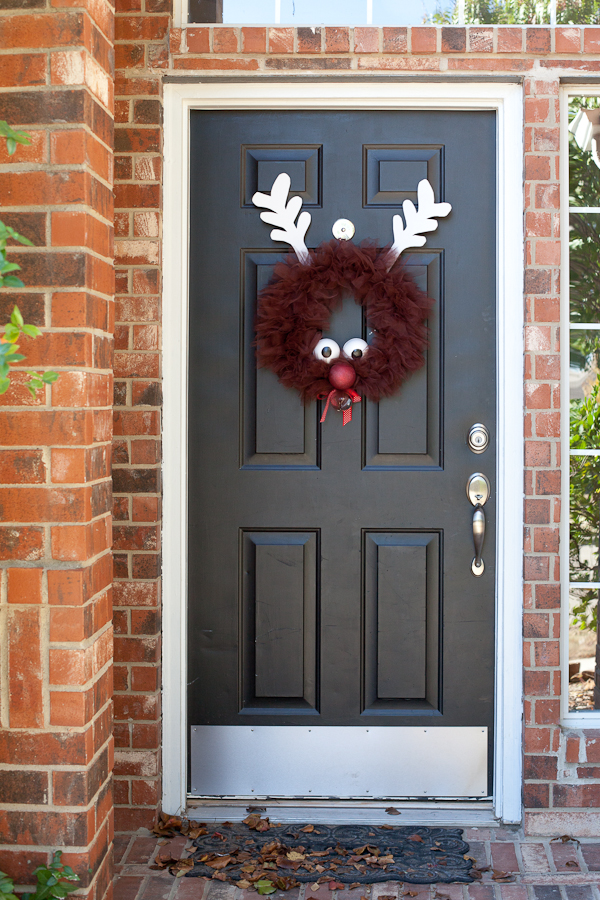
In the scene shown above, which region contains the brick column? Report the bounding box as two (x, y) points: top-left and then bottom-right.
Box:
(0, 1), (115, 896)
(112, 0), (165, 830)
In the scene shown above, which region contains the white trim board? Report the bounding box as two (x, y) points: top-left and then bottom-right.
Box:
(162, 80), (524, 823)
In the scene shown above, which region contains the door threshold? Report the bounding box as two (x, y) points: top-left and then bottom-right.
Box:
(186, 799), (498, 826)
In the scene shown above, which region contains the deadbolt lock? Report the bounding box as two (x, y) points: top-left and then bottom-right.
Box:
(468, 423), (489, 454)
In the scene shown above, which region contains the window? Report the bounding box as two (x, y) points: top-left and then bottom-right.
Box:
(567, 95), (600, 714)
(191, 0), (600, 25)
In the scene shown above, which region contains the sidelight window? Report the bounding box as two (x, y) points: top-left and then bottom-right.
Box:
(190, 0), (600, 25)
(565, 94), (600, 716)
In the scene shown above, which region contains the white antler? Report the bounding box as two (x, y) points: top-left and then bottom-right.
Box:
(252, 173), (311, 265)
(387, 179), (452, 266)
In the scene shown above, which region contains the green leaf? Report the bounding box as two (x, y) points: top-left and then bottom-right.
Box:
(1, 275), (24, 288)
(11, 306), (24, 328)
(0, 262), (21, 275)
(5, 138), (15, 156)
(22, 324), (41, 338)
(42, 372), (59, 384)
(4, 324), (20, 342)
(256, 880), (276, 895)
(0, 378), (12, 394)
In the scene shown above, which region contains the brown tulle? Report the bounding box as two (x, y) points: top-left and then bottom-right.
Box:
(255, 240), (433, 403)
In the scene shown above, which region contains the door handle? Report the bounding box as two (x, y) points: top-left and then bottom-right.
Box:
(472, 507), (485, 576)
(466, 473), (491, 577)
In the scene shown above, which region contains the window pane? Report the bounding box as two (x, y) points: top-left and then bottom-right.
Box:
(569, 98), (600, 209)
(223, 0), (274, 23)
(570, 214), (600, 322)
(278, 0), (365, 24)
(569, 587), (598, 711)
(570, 456), (600, 583)
(570, 332), (600, 438)
(373, 0), (450, 25)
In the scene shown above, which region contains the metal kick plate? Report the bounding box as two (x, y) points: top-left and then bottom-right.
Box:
(190, 726), (488, 799)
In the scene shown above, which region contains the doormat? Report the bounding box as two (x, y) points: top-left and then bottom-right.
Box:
(186, 819), (474, 885)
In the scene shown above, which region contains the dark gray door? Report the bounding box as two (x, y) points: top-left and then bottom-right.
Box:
(188, 109), (496, 796)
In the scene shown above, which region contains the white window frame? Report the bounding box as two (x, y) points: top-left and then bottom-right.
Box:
(162, 79), (524, 823)
(560, 86), (600, 727)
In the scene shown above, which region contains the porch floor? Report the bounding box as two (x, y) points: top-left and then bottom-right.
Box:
(113, 827), (600, 900)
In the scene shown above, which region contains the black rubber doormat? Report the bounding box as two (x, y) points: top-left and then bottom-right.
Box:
(187, 819), (474, 885)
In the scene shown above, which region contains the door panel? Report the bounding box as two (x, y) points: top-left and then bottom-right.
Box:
(363, 532), (440, 713)
(241, 531), (318, 712)
(188, 109), (497, 797)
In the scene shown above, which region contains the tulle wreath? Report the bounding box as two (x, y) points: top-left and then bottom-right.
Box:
(255, 239), (433, 404)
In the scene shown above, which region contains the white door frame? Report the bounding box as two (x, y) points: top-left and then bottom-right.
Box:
(162, 79), (524, 824)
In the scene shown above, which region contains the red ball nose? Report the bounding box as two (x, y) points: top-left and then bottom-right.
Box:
(328, 362), (356, 390)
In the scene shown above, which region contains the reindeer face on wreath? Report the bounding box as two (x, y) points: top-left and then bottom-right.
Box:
(253, 173), (451, 425)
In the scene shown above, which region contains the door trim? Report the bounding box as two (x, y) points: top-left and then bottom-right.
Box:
(162, 80), (524, 823)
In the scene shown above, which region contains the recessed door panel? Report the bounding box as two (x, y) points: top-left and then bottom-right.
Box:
(363, 532), (440, 715)
(241, 531), (318, 713)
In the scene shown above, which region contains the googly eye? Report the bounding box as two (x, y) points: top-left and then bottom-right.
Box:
(343, 338), (369, 360)
(314, 338), (340, 363)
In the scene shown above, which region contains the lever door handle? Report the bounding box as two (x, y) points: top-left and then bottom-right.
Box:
(466, 473), (490, 577)
(472, 507), (485, 576)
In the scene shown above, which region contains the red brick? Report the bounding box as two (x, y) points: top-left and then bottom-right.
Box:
(526, 27), (551, 52)
(213, 27), (238, 53)
(584, 28), (600, 52)
(297, 26), (321, 53)
(268, 28), (293, 53)
(8, 607), (43, 727)
(242, 27), (266, 53)
(354, 27), (378, 53)
(497, 28), (523, 52)
(7, 567), (43, 605)
(411, 27), (436, 52)
(524, 556), (550, 581)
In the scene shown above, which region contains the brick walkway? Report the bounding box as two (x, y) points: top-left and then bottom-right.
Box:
(113, 829), (600, 900)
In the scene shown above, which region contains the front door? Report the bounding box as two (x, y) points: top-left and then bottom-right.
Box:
(187, 109), (496, 800)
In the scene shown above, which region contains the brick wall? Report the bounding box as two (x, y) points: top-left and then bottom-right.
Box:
(0, 0), (115, 895)
(112, 0), (164, 832)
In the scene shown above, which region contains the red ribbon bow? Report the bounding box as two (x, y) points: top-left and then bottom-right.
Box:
(319, 388), (362, 426)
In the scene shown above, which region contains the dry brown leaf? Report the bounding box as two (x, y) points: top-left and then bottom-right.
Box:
(408, 835), (424, 843)
(385, 807), (401, 815)
(551, 834), (581, 847)
(212, 872), (227, 882)
(565, 860), (579, 868)
(300, 824), (315, 833)
(311, 884), (320, 892)
(348, 884), (361, 890)
(403, 892), (419, 897)
(379, 825), (393, 830)
(237, 880), (251, 889)
(315, 865), (325, 873)
(287, 852), (305, 861)
(491, 870), (515, 883)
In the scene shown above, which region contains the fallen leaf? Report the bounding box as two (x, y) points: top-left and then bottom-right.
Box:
(287, 851), (305, 861)
(408, 835), (424, 843)
(379, 825), (393, 830)
(491, 870), (515, 883)
(247, 806), (267, 813)
(237, 881), (251, 889)
(403, 892), (419, 897)
(212, 873), (227, 882)
(256, 879), (276, 895)
(157, 839), (170, 846)
(311, 884), (320, 892)
(551, 834), (581, 847)
(348, 884), (361, 890)
(300, 824), (315, 833)
(463, 855), (476, 863)
(385, 807), (401, 816)
(329, 882), (343, 891)
(565, 861), (579, 868)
